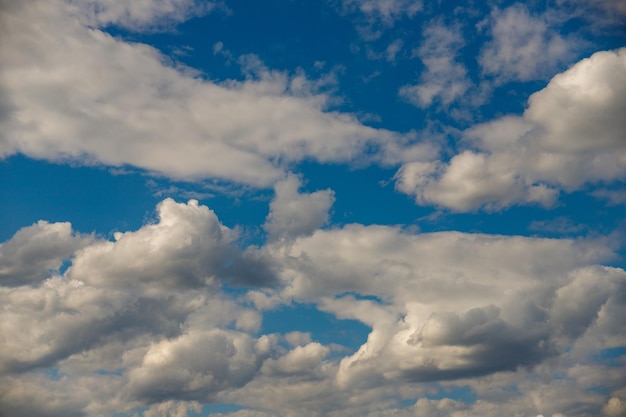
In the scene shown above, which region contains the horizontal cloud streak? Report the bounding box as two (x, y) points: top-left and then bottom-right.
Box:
(0, 0), (419, 187)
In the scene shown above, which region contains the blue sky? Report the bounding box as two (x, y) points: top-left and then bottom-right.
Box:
(0, 1), (625, 416)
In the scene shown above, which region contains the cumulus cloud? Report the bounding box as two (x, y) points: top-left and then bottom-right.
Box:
(0, 220), (92, 286)
(0, 276), (131, 373)
(396, 48), (626, 211)
(264, 174), (335, 241)
(394, 153), (557, 211)
(2, 198), (624, 416)
(604, 395), (626, 417)
(269, 224), (624, 389)
(399, 21), (470, 108)
(261, 342), (329, 377)
(0, 0), (407, 187)
(480, 4), (576, 83)
(0, 199), (271, 384)
(68, 198), (275, 289)
(127, 329), (273, 403)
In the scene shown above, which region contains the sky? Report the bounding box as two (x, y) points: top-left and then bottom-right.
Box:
(0, 0), (625, 416)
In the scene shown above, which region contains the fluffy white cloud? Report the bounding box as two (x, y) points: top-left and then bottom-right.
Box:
(0, 276), (131, 373)
(0, 220), (92, 286)
(261, 342), (329, 376)
(396, 48), (626, 211)
(0, 199), (271, 395)
(604, 394), (626, 417)
(68, 198), (274, 289)
(127, 329), (274, 403)
(264, 174), (335, 241)
(523, 48), (626, 157)
(480, 4), (575, 82)
(400, 21), (470, 108)
(0, 0), (409, 187)
(1, 198), (624, 417)
(270, 224), (624, 389)
(394, 153), (557, 211)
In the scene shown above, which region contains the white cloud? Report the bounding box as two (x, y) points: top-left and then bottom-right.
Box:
(264, 174), (335, 241)
(2, 196), (623, 416)
(400, 21), (470, 108)
(0, 199), (271, 378)
(523, 48), (626, 157)
(68, 198), (274, 289)
(0, 1), (624, 416)
(480, 4), (576, 82)
(0, 220), (92, 286)
(528, 217), (586, 235)
(0, 276), (131, 373)
(261, 342), (329, 376)
(0, 373), (96, 417)
(65, 0), (219, 31)
(396, 48), (626, 211)
(604, 396), (626, 417)
(142, 400), (202, 417)
(269, 224), (624, 389)
(284, 331), (313, 347)
(343, 0), (422, 24)
(126, 329), (273, 403)
(593, 189), (626, 206)
(385, 39), (403, 62)
(0, 0), (406, 187)
(394, 153), (557, 211)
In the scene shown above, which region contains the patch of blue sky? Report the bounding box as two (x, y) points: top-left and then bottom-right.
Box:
(425, 385), (477, 403)
(0, 155), (157, 241)
(42, 367), (65, 381)
(298, 161), (432, 228)
(199, 403), (245, 416)
(594, 346), (626, 367)
(95, 368), (125, 377)
(260, 302), (370, 352)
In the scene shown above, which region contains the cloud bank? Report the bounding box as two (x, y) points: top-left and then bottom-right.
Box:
(2, 198), (623, 416)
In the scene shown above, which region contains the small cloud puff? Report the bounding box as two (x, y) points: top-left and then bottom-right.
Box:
(264, 174), (335, 241)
